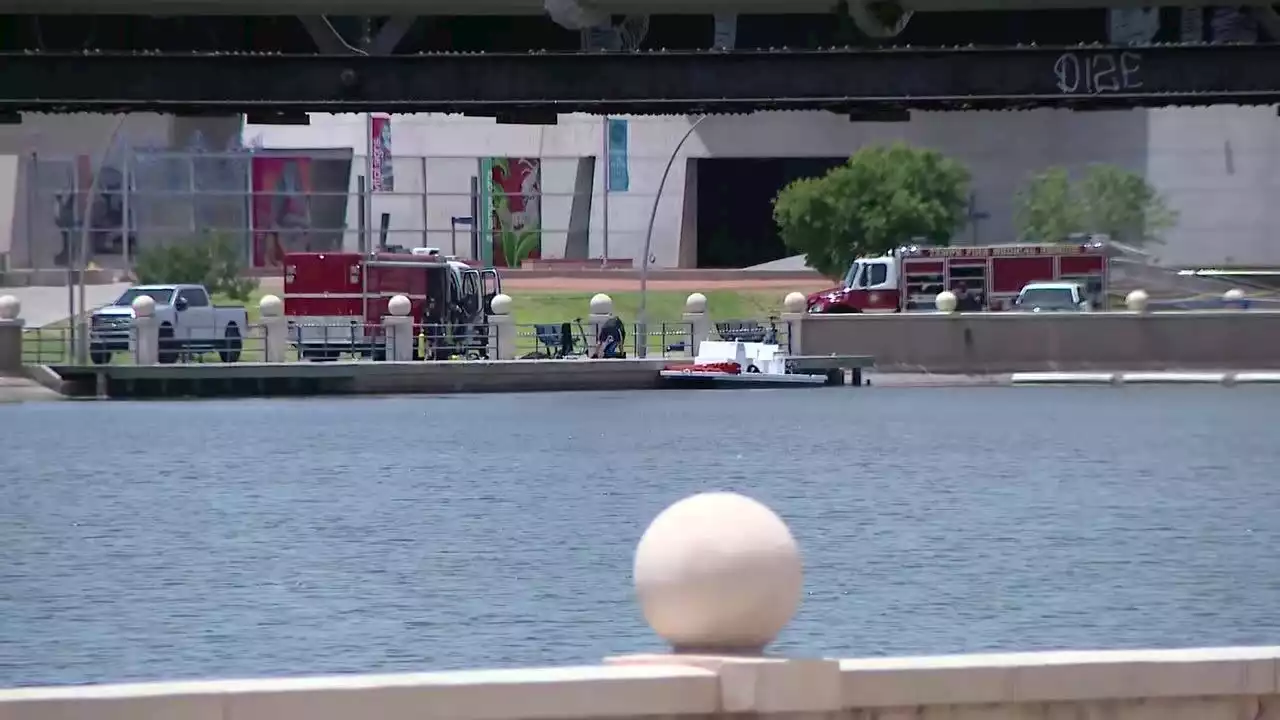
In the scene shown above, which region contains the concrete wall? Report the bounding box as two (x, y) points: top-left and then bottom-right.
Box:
(3, 646), (1279, 720)
(792, 310), (1280, 373)
(247, 106), (1280, 269)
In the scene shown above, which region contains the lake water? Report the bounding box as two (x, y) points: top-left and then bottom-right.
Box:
(2, 387), (1280, 687)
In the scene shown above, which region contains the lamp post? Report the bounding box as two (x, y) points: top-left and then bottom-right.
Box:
(637, 114), (706, 358)
(74, 115), (128, 365)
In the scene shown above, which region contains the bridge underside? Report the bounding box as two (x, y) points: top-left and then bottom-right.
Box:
(3, 44), (1280, 114)
(0, 9), (1271, 53)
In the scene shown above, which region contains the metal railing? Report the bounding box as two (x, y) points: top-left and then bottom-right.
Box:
(12, 150), (663, 271)
(19, 320), (714, 366)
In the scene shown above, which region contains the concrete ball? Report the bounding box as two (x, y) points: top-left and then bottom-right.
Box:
(258, 294), (284, 318)
(1224, 288), (1246, 302)
(590, 293), (613, 315)
(684, 292), (708, 314)
(490, 293), (513, 316)
(388, 294), (412, 317)
(783, 292), (807, 314)
(634, 491), (803, 653)
(1125, 289), (1150, 313)
(934, 290), (958, 313)
(0, 294), (20, 321)
(131, 294), (156, 318)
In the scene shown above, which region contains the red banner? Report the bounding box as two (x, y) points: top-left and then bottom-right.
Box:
(371, 116), (394, 192)
(490, 158), (542, 268)
(252, 155), (314, 269)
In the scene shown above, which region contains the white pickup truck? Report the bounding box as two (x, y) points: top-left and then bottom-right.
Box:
(89, 284), (249, 365)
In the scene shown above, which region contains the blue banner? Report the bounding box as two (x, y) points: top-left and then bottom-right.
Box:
(606, 118), (629, 193)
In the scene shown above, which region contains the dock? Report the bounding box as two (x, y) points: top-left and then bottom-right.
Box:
(43, 354), (874, 399)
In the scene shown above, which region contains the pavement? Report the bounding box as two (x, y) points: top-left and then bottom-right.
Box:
(0, 283), (131, 328)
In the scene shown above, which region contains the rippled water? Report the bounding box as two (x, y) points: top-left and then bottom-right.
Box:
(2, 387), (1280, 687)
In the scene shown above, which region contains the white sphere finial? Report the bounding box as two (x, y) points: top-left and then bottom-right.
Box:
(1224, 288), (1246, 304)
(489, 293), (513, 316)
(684, 292), (707, 314)
(590, 293), (613, 315)
(131, 294), (156, 318)
(388, 294), (411, 317)
(1125, 289), (1150, 313)
(783, 292), (806, 314)
(634, 491), (803, 653)
(258, 294), (283, 318)
(0, 294), (20, 321)
(934, 290), (958, 314)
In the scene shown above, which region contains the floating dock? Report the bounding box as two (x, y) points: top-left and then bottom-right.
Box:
(40, 354), (875, 399)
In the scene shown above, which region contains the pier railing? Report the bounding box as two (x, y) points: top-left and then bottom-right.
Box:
(18, 320), (703, 366)
(0, 490), (1275, 720)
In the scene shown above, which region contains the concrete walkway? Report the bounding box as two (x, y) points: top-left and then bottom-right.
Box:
(0, 283), (131, 328)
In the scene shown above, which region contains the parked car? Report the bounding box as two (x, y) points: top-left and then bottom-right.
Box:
(89, 284), (249, 364)
(1011, 281), (1093, 313)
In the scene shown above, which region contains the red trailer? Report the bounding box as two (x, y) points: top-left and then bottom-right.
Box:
(806, 241), (1109, 313)
(283, 251), (501, 360)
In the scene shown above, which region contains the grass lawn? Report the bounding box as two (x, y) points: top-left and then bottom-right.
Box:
(21, 287), (788, 364)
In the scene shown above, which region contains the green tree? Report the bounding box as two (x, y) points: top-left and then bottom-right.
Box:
(772, 143), (971, 278)
(1012, 167), (1082, 245)
(134, 231), (259, 301)
(1078, 164), (1178, 246)
(1014, 164), (1178, 246)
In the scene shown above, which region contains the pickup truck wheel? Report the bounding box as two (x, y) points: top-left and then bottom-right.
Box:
(90, 349), (112, 365)
(219, 324), (243, 363)
(158, 323), (178, 364)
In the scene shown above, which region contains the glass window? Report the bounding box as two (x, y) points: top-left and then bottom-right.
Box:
(177, 288), (210, 307)
(1016, 287), (1078, 309)
(843, 262), (861, 288)
(113, 288), (173, 306)
(866, 262), (888, 286)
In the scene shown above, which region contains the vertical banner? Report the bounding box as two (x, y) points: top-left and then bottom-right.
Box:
(370, 115), (394, 192)
(251, 155), (314, 269)
(477, 157), (494, 267)
(489, 157), (543, 268)
(606, 118), (630, 193)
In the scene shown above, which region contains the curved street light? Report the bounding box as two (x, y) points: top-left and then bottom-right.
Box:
(636, 114), (707, 358)
(74, 115), (128, 365)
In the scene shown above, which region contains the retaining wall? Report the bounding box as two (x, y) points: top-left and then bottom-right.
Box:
(793, 311), (1280, 373)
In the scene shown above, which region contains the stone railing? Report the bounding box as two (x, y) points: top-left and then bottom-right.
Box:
(0, 294), (22, 374)
(3, 492), (1279, 720)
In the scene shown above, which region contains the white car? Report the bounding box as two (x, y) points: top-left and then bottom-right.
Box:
(89, 284), (249, 364)
(1013, 282), (1093, 313)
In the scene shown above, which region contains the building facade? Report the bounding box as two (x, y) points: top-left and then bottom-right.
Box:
(246, 107), (1280, 269)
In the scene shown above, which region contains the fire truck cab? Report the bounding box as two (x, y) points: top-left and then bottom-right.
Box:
(806, 240), (1109, 314)
(283, 251), (502, 361)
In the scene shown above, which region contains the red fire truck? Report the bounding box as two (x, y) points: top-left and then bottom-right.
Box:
(283, 250), (501, 360)
(805, 241), (1109, 313)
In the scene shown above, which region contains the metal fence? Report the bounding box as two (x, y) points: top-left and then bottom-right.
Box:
(10, 150), (662, 273)
(19, 320), (709, 366)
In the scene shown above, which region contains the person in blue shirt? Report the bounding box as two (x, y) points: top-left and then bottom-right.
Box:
(594, 315), (626, 359)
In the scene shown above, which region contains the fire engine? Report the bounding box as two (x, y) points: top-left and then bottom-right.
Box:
(805, 240), (1109, 313)
(283, 250), (501, 361)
